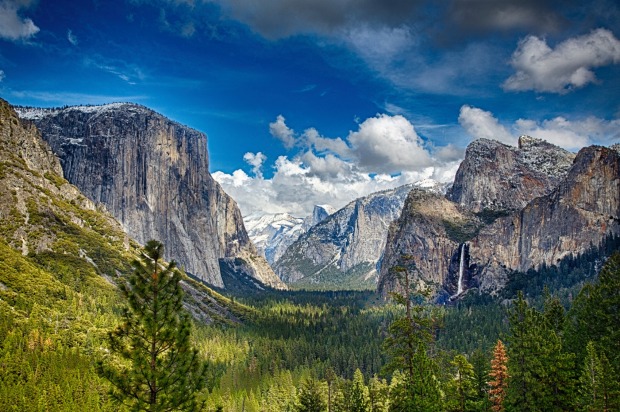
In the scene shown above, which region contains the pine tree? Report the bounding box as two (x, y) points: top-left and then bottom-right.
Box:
(368, 375), (388, 412)
(470, 348), (490, 408)
(350, 369), (370, 412)
(505, 292), (576, 411)
(577, 341), (620, 411)
(297, 378), (326, 412)
(565, 252), (620, 372)
(383, 257), (442, 412)
(97, 240), (207, 411)
(445, 354), (477, 412)
(488, 340), (508, 412)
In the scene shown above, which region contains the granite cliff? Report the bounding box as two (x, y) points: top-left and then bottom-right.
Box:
(16, 103), (284, 289)
(377, 189), (478, 299)
(470, 145), (620, 293)
(378, 138), (619, 299)
(447, 136), (575, 213)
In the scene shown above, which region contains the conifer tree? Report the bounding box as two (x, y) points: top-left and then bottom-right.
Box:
(368, 375), (388, 412)
(98, 240), (207, 411)
(577, 341), (620, 411)
(383, 257), (442, 412)
(350, 368), (370, 412)
(297, 378), (326, 412)
(505, 292), (575, 411)
(565, 252), (620, 372)
(445, 354), (477, 412)
(488, 340), (508, 412)
(470, 348), (490, 408)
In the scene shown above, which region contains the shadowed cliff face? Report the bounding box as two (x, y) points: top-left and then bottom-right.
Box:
(17, 103), (285, 289)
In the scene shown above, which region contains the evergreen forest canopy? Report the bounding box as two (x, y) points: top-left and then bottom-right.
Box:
(0, 228), (619, 411)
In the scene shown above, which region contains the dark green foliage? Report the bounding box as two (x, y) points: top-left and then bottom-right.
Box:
(502, 233), (620, 302)
(505, 292), (576, 412)
(576, 341), (620, 411)
(441, 219), (480, 244)
(97, 240), (207, 411)
(297, 378), (326, 412)
(565, 252), (620, 373)
(474, 208), (510, 225)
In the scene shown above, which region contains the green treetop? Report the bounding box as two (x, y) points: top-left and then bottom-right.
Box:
(98, 240), (207, 411)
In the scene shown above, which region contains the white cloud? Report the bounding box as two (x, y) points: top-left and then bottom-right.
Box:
(215, 113), (459, 216)
(515, 116), (620, 150)
(67, 29), (78, 46)
(243, 151), (266, 178)
(458, 105), (515, 145)
(348, 114), (432, 173)
(302, 127), (351, 157)
(460, 105), (620, 151)
(0, 0), (39, 41)
(0, 70), (5, 82)
(504, 28), (620, 93)
(269, 114), (296, 149)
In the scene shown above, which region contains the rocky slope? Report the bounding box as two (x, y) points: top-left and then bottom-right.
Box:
(275, 183), (437, 290)
(16, 103), (284, 289)
(244, 205), (334, 265)
(378, 138), (619, 299)
(447, 136), (575, 213)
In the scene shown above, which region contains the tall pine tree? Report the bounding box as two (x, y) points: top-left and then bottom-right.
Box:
(98, 240), (207, 411)
(383, 257), (442, 412)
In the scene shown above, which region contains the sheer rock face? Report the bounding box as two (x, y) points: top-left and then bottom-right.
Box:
(275, 184), (416, 289)
(470, 145), (620, 293)
(377, 189), (476, 299)
(447, 136), (575, 213)
(16, 103), (284, 289)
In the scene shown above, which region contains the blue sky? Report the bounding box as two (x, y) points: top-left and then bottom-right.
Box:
(1, 0), (619, 216)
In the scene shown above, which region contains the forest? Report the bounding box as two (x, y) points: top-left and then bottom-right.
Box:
(0, 232), (619, 411)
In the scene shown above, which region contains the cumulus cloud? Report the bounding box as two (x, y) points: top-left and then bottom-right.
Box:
(348, 114), (432, 173)
(458, 105), (515, 145)
(269, 115), (296, 149)
(243, 151), (266, 178)
(0, 0), (39, 41)
(214, 113), (460, 216)
(460, 105), (620, 151)
(503, 28), (620, 94)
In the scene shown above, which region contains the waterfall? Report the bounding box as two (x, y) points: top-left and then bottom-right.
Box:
(457, 243), (465, 295)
